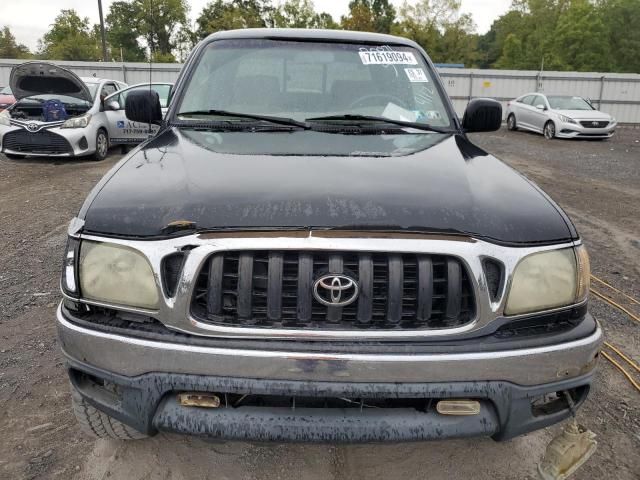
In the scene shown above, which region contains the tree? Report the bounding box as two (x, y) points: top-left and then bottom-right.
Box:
(134, 0), (189, 62)
(105, 1), (147, 61)
(196, 0), (273, 38)
(341, 0), (395, 33)
(600, 0), (640, 73)
(38, 10), (100, 61)
(0, 26), (31, 59)
(272, 0), (337, 29)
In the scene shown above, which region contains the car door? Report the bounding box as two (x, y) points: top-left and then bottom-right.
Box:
(516, 95), (537, 129)
(103, 83), (172, 145)
(529, 95), (549, 132)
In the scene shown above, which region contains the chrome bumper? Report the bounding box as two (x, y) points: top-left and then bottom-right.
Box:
(57, 305), (602, 386)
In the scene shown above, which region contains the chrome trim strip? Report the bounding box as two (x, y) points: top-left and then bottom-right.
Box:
(72, 231), (580, 340)
(57, 305), (602, 385)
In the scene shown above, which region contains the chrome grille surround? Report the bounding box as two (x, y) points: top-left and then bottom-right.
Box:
(65, 223), (581, 341)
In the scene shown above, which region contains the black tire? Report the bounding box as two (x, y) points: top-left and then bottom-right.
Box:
(507, 114), (518, 131)
(4, 153), (26, 159)
(70, 385), (147, 440)
(92, 129), (109, 161)
(543, 121), (556, 140)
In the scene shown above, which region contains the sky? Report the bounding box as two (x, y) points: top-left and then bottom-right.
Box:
(1, 0), (512, 52)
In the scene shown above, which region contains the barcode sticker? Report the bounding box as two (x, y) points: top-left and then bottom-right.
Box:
(359, 50), (418, 65)
(405, 68), (429, 83)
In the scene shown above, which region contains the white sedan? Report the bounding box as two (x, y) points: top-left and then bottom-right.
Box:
(0, 61), (171, 160)
(505, 93), (616, 140)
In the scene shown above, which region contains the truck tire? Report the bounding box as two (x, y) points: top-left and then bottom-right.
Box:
(70, 386), (148, 440)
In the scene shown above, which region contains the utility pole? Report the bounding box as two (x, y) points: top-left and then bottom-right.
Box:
(98, 0), (109, 62)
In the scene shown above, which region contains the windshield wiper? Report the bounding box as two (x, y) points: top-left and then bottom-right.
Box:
(306, 114), (452, 134)
(177, 109), (309, 129)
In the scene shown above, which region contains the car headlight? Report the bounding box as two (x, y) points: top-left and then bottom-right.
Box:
(61, 114), (92, 129)
(0, 110), (11, 126)
(558, 114), (576, 124)
(79, 240), (159, 309)
(505, 246), (589, 315)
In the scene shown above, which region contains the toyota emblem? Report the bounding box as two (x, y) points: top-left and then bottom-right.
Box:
(313, 274), (359, 307)
(591, 121), (598, 126)
(27, 123), (39, 132)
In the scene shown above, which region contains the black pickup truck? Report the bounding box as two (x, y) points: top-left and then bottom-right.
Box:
(58, 29), (601, 442)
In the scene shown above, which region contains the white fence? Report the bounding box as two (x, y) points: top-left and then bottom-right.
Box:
(1, 59), (639, 123)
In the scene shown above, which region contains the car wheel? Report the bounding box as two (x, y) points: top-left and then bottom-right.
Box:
(507, 114), (517, 131)
(92, 129), (109, 161)
(4, 153), (26, 160)
(70, 384), (148, 440)
(543, 121), (556, 140)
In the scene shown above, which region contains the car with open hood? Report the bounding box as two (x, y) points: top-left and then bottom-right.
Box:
(0, 62), (173, 160)
(506, 93), (616, 139)
(57, 29), (601, 444)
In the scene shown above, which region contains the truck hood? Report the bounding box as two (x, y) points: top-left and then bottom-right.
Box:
(9, 61), (92, 102)
(80, 128), (575, 245)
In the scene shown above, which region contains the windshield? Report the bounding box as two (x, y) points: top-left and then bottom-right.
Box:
(85, 82), (100, 100)
(177, 39), (452, 128)
(19, 94), (91, 106)
(547, 96), (594, 110)
(0, 86), (11, 95)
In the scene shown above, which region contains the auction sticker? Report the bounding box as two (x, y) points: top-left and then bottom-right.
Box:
(359, 50), (417, 65)
(405, 68), (429, 82)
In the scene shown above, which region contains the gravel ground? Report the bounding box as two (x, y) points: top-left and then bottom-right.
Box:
(0, 127), (638, 479)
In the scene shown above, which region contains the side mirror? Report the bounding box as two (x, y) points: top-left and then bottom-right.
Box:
(462, 98), (502, 133)
(535, 104), (546, 110)
(107, 100), (120, 111)
(125, 90), (162, 125)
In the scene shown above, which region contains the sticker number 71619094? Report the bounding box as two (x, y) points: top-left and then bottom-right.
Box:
(359, 50), (418, 65)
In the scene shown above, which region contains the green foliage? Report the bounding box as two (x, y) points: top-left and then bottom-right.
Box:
(105, 1), (147, 61)
(0, 26), (31, 59)
(341, 0), (395, 33)
(38, 10), (101, 61)
(26, 0), (638, 72)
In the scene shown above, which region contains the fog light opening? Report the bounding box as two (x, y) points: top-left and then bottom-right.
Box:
(436, 399), (481, 416)
(178, 392), (221, 409)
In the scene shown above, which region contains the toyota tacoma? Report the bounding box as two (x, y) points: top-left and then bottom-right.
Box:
(58, 29), (601, 443)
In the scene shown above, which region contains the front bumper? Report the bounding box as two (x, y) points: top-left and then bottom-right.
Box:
(58, 305), (602, 442)
(0, 124), (95, 157)
(556, 121), (616, 139)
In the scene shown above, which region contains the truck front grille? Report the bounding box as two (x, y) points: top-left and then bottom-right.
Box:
(191, 250), (475, 330)
(3, 129), (72, 154)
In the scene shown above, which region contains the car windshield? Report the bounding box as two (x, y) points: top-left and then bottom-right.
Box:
(177, 39), (452, 128)
(21, 94), (91, 106)
(85, 82), (100, 100)
(0, 86), (11, 95)
(547, 96), (593, 110)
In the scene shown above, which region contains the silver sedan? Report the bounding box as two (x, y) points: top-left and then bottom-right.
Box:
(505, 93), (616, 140)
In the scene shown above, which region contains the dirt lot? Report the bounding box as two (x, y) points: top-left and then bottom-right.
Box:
(0, 128), (638, 479)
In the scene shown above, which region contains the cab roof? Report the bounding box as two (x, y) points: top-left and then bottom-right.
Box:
(204, 28), (420, 48)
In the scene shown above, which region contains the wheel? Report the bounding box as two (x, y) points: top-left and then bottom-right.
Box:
(92, 129), (109, 161)
(70, 385), (147, 440)
(507, 114), (517, 131)
(4, 153), (26, 159)
(543, 121), (556, 140)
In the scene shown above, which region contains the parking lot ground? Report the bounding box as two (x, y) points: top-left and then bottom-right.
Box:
(0, 127), (638, 479)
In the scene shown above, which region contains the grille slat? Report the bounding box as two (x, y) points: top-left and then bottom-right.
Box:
(579, 120), (608, 128)
(191, 250), (475, 331)
(4, 129), (73, 154)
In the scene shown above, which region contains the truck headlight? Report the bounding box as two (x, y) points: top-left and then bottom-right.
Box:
(505, 246), (589, 315)
(61, 114), (92, 129)
(79, 241), (159, 309)
(61, 237), (80, 296)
